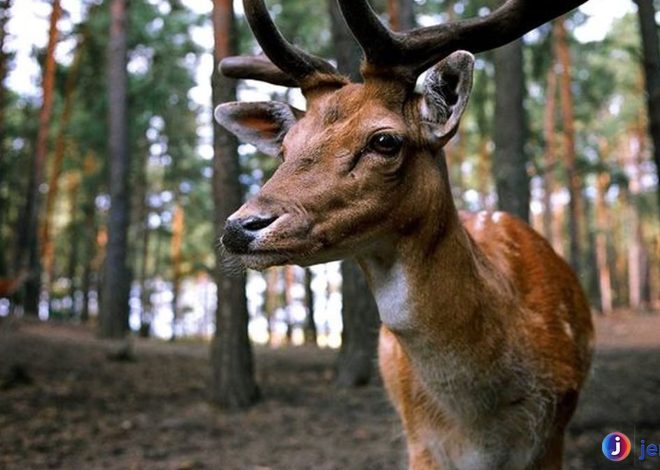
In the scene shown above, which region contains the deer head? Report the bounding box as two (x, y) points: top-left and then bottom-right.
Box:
(216, 0), (585, 270)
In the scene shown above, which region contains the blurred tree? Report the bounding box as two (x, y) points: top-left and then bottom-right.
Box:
(100, 0), (131, 337)
(328, 0), (381, 387)
(554, 18), (583, 273)
(303, 267), (317, 345)
(41, 35), (84, 293)
(0, 0), (12, 276)
(210, 0), (259, 408)
(18, 0), (61, 316)
(388, 0), (415, 31)
(634, 0), (660, 209)
(170, 201), (184, 339)
(492, 38), (529, 222)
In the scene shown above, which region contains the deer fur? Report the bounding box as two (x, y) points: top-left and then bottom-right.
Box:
(217, 51), (593, 469)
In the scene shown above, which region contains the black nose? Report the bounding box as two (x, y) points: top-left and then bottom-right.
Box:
(222, 215), (279, 254)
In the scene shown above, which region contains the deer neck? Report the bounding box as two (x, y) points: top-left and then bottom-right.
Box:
(357, 202), (515, 394)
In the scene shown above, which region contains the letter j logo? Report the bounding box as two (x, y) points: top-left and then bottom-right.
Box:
(602, 432), (632, 462)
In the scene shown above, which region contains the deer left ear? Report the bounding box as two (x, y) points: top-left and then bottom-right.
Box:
(420, 51), (474, 146)
(214, 101), (302, 156)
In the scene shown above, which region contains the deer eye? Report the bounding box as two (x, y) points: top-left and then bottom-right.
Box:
(368, 133), (403, 156)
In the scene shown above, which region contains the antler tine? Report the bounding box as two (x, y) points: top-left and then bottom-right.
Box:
(235, 0), (337, 85)
(220, 54), (298, 87)
(337, 0), (587, 81)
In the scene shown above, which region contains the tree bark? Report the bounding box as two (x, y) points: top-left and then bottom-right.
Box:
(388, 0), (415, 31)
(337, 260), (381, 387)
(554, 19), (582, 273)
(284, 265), (295, 344)
(264, 267), (280, 345)
(170, 201), (184, 340)
(542, 63), (558, 247)
(0, 0), (13, 275)
(20, 0), (62, 315)
(328, 0), (361, 82)
(65, 173), (80, 316)
(634, 0), (660, 209)
(303, 267), (317, 345)
(210, 0), (258, 409)
(492, 39), (529, 222)
(41, 38), (83, 286)
(329, 0), (381, 387)
(594, 169), (612, 314)
(100, 0), (131, 338)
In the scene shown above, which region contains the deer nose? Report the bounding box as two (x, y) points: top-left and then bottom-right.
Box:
(222, 214), (279, 254)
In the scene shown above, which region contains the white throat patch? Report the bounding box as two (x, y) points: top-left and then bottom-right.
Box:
(368, 260), (412, 331)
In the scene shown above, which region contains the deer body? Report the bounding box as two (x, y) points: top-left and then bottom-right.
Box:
(214, 0), (592, 468)
(370, 209), (592, 469)
(0, 270), (29, 298)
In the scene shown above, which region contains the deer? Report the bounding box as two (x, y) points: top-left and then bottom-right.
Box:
(0, 269), (30, 299)
(215, 0), (594, 468)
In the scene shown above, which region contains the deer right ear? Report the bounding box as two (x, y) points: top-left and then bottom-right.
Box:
(214, 101), (302, 156)
(420, 51), (474, 147)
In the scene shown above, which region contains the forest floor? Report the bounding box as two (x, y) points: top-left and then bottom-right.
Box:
(1, 311), (659, 470)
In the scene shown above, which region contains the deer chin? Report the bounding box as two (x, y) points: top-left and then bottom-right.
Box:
(228, 236), (354, 271)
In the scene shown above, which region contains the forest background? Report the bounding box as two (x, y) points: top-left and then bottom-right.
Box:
(0, 0), (658, 441)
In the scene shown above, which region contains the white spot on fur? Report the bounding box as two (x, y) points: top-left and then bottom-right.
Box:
(492, 211), (503, 223)
(474, 211), (488, 231)
(562, 319), (574, 339)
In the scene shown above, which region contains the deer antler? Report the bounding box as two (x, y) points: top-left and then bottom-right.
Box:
(336, 0), (586, 83)
(220, 0), (341, 88)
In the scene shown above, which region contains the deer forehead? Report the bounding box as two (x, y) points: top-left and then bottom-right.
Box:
(282, 85), (410, 156)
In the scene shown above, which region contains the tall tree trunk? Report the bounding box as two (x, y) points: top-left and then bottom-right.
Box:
(0, 0), (13, 275)
(20, 0), (62, 315)
(284, 265), (295, 344)
(329, 0), (381, 387)
(41, 38), (83, 286)
(337, 261), (381, 387)
(210, 0), (258, 409)
(634, 0), (660, 209)
(594, 169), (612, 314)
(100, 0), (131, 338)
(303, 267), (317, 345)
(65, 173), (80, 315)
(388, 0), (415, 31)
(170, 201), (184, 340)
(0, 0), (10, 170)
(542, 63), (559, 249)
(80, 199), (95, 323)
(264, 267), (280, 345)
(328, 0), (361, 82)
(492, 39), (529, 222)
(554, 19), (582, 273)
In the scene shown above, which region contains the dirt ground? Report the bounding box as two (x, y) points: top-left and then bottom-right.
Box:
(1, 312), (659, 470)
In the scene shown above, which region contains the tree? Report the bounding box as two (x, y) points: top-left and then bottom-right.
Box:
(0, 0), (12, 275)
(492, 39), (529, 222)
(303, 267), (317, 345)
(554, 18), (583, 273)
(210, 0), (259, 409)
(328, 0), (381, 386)
(100, 0), (131, 338)
(634, 0), (660, 209)
(17, 0), (61, 315)
(635, 0), (660, 206)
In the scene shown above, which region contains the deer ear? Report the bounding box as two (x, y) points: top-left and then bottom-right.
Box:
(420, 51), (474, 146)
(214, 101), (302, 156)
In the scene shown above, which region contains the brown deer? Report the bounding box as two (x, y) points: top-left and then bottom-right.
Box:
(0, 269), (29, 299)
(215, 1), (593, 468)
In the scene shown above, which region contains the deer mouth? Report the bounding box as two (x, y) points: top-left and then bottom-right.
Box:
(221, 213), (323, 269)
